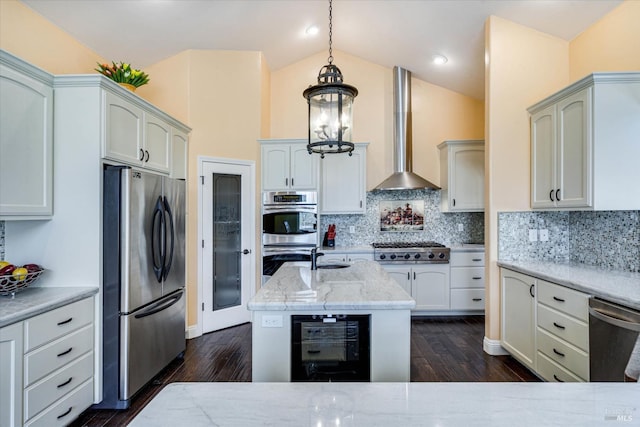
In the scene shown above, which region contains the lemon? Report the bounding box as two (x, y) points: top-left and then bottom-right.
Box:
(0, 261), (10, 270)
(12, 267), (28, 281)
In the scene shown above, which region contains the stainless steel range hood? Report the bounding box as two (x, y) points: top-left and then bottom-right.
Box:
(374, 66), (440, 191)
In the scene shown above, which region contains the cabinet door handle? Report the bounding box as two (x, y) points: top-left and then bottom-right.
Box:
(57, 347), (73, 357)
(552, 348), (566, 357)
(472, 276), (482, 280)
(472, 258), (482, 262)
(57, 407), (73, 420)
(553, 374), (564, 383)
(285, 177), (288, 186)
(57, 317), (73, 326)
(553, 322), (566, 330)
(556, 189), (560, 201)
(407, 272), (410, 280)
(144, 150), (150, 162)
(452, 198), (456, 207)
(291, 178), (294, 186)
(529, 284), (535, 298)
(57, 377), (73, 388)
(472, 298), (483, 302)
(139, 149), (145, 161)
(413, 272), (416, 280)
(553, 296), (565, 303)
(360, 200), (363, 208)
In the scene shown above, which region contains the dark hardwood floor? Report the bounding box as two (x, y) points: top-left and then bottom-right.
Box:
(71, 316), (538, 426)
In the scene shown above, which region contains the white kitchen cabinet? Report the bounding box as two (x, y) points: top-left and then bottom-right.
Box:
(528, 72), (640, 210)
(260, 139), (318, 191)
(383, 264), (450, 311)
(450, 250), (485, 312)
(0, 50), (53, 219)
(319, 250), (374, 265)
(104, 92), (175, 174)
(171, 128), (188, 180)
(0, 322), (23, 427)
(0, 297), (95, 427)
(500, 268), (536, 371)
(319, 143), (368, 214)
(438, 140), (484, 212)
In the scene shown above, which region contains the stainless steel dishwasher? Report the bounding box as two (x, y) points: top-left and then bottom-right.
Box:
(589, 297), (640, 381)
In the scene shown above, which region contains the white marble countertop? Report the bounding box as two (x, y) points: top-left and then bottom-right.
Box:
(0, 286), (98, 328)
(248, 261), (415, 311)
(129, 382), (640, 427)
(498, 260), (640, 310)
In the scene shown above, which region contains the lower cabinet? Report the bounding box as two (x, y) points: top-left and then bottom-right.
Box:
(383, 264), (450, 311)
(450, 250), (485, 312)
(0, 296), (95, 427)
(319, 251), (373, 264)
(500, 268), (590, 381)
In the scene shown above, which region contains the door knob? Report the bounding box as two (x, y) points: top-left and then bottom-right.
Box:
(242, 249), (251, 255)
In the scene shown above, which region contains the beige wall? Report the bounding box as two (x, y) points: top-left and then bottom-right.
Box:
(570, 0), (640, 80)
(0, 0), (104, 72)
(270, 50), (484, 190)
(484, 16), (569, 342)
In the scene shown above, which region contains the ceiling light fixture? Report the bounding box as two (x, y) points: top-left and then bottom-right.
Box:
(305, 25), (319, 36)
(432, 54), (448, 65)
(303, 0), (358, 158)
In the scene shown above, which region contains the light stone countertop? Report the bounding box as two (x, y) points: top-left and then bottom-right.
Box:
(498, 260), (640, 310)
(450, 243), (485, 251)
(320, 245), (374, 253)
(0, 286), (98, 328)
(129, 382), (640, 427)
(248, 260), (415, 311)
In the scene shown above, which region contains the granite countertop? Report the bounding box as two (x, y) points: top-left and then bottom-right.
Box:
(129, 382), (640, 427)
(450, 243), (485, 251)
(0, 286), (99, 328)
(498, 260), (640, 310)
(248, 260), (415, 311)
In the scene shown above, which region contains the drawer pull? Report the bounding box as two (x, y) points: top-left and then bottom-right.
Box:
(472, 277), (482, 280)
(552, 296), (565, 303)
(472, 258), (482, 262)
(57, 377), (73, 388)
(57, 317), (73, 326)
(553, 322), (566, 330)
(552, 348), (565, 357)
(553, 374), (564, 383)
(472, 298), (483, 302)
(57, 347), (73, 357)
(57, 407), (73, 420)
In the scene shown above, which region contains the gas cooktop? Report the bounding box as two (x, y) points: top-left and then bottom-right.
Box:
(372, 241), (450, 264)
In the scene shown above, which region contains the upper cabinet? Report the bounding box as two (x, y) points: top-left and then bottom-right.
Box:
(0, 51), (54, 219)
(528, 72), (640, 210)
(438, 140), (484, 212)
(320, 143), (368, 214)
(260, 139), (318, 191)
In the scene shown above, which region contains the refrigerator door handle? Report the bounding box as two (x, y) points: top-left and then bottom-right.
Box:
(162, 196), (175, 280)
(134, 290), (184, 319)
(151, 196), (165, 283)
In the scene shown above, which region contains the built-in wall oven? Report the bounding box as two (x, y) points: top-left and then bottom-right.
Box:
(262, 191), (318, 283)
(291, 314), (371, 382)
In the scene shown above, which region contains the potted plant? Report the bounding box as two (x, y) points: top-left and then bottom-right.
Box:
(95, 61), (149, 91)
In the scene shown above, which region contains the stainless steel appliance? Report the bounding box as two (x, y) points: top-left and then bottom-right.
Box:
(291, 314), (370, 381)
(589, 297), (640, 381)
(100, 165), (186, 409)
(262, 191), (318, 247)
(373, 241), (450, 264)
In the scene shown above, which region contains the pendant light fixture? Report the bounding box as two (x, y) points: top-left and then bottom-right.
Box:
(303, 0), (358, 158)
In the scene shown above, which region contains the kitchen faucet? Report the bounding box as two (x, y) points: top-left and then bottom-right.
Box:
(310, 247), (324, 270)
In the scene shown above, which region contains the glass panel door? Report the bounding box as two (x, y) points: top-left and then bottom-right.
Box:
(212, 173), (241, 311)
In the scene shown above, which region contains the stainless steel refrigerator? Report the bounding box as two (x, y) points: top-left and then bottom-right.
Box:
(99, 165), (186, 409)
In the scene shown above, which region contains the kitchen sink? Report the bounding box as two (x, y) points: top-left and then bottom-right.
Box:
(316, 264), (350, 269)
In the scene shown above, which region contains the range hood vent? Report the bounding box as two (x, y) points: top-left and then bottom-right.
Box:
(374, 66), (440, 191)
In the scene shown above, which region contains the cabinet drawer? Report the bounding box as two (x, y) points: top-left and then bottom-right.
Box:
(537, 351), (584, 382)
(537, 280), (588, 321)
(24, 298), (93, 352)
(450, 289), (485, 310)
(24, 378), (93, 427)
(24, 352), (93, 421)
(24, 325), (93, 386)
(450, 252), (484, 267)
(537, 328), (588, 380)
(450, 267), (484, 288)
(537, 304), (588, 351)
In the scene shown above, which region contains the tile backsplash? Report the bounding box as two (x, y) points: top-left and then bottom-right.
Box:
(0, 221), (4, 260)
(499, 210), (639, 273)
(320, 189), (484, 247)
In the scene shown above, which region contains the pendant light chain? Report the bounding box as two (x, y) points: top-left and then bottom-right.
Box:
(327, 0), (333, 64)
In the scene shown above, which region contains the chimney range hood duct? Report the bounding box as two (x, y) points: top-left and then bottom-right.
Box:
(374, 66), (440, 191)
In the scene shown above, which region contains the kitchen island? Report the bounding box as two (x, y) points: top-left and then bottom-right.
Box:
(129, 382), (640, 426)
(248, 261), (415, 382)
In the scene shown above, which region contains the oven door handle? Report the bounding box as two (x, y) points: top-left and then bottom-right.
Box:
(263, 205), (317, 213)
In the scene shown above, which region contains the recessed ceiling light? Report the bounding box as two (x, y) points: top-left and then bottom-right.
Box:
(432, 54), (448, 65)
(306, 25), (319, 36)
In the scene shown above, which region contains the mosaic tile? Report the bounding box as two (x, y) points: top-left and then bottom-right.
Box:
(0, 221), (4, 261)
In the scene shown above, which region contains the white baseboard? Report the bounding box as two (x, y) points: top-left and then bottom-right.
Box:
(186, 325), (201, 340)
(483, 336), (509, 356)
